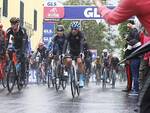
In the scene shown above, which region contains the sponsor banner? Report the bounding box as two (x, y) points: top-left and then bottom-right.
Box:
(44, 0), (64, 19)
(44, 7), (64, 19)
(43, 22), (54, 44)
(63, 6), (114, 20)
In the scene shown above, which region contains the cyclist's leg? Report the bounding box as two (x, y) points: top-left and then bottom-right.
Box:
(16, 51), (25, 83)
(77, 57), (85, 87)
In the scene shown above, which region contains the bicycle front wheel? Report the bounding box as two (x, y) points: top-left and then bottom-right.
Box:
(2, 74), (7, 88)
(102, 68), (107, 88)
(112, 70), (116, 89)
(17, 71), (23, 91)
(6, 62), (16, 93)
(69, 66), (76, 98)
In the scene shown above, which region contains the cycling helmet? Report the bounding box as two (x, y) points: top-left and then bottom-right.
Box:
(56, 25), (64, 32)
(0, 22), (3, 28)
(103, 49), (108, 53)
(96, 56), (100, 59)
(10, 17), (20, 23)
(70, 21), (80, 30)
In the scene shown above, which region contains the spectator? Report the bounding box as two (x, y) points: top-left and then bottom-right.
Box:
(126, 21), (141, 96)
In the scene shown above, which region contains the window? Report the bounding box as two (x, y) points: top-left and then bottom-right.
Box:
(34, 10), (37, 31)
(3, 0), (8, 17)
(20, 1), (24, 26)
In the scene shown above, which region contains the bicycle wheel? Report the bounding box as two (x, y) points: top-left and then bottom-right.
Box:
(54, 66), (60, 91)
(76, 73), (80, 96)
(17, 71), (23, 91)
(85, 68), (90, 86)
(23, 72), (29, 87)
(112, 70), (116, 89)
(2, 74), (7, 88)
(47, 66), (52, 88)
(69, 66), (76, 98)
(23, 65), (30, 87)
(1, 68), (7, 88)
(102, 68), (107, 88)
(6, 62), (16, 93)
(36, 69), (41, 85)
(62, 80), (67, 90)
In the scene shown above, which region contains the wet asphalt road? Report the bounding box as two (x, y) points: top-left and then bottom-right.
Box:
(0, 82), (138, 113)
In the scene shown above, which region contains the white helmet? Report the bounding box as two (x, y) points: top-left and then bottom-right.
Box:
(103, 49), (108, 53)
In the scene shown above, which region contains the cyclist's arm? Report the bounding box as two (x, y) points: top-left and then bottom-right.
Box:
(62, 37), (69, 55)
(6, 29), (11, 49)
(80, 33), (85, 53)
(33, 49), (39, 59)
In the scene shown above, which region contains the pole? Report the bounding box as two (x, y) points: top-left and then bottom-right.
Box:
(79, 0), (82, 30)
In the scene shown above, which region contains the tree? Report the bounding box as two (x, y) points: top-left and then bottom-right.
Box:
(115, 21), (129, 59)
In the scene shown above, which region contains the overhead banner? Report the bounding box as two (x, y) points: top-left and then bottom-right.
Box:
(43, 4), (115, 20)
(63, 6), (115, 20)
(43, 22), (54, 44)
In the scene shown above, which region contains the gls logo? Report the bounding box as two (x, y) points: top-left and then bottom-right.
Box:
(47, 2), (57, 6)
(84, 8), (100, 18)
(44, 29), (53, 34)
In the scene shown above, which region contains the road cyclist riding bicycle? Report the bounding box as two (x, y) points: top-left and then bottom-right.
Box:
(34, 42), (47, 84)
(94, 56), (102, 85)
(6, 17), (29, 92)
(0, 22), (7, 88)
(101, 49), (110, 88)
(63, 21), (85, 98)
(83, 42), (92, 86)
(109, 54), (120, 88)
(47, 24), (67, 91)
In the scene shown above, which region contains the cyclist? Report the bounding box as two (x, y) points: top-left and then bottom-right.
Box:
(6, 17), (29, 84)
(101, 49), (110, 82)
(34, 42), (48, 83)
(110, 54), (120, 85)
(35, 42), (47, 62)
(0, 22), (7, 79)
(63, 21), (85, 88)
(110, 54), (119, 73)
(94, 56), (102, 83)
(48, 24), (67, 87)
(83, 42), (92, 75)
(95, 56), (101, 71)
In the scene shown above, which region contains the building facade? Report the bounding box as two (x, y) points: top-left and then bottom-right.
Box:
(0, 0), (43, 50)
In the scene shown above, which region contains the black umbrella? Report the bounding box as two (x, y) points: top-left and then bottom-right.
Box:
(119, 41), (150, 64)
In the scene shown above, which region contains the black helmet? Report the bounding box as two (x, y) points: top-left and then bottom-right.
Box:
(10, 17), (20, 23)
(56, 25), (64, 32)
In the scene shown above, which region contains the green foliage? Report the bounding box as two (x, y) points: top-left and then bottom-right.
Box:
(118, 21), (129, 38)
(116, 21), (130, 59)
(82, 21), (109, 55)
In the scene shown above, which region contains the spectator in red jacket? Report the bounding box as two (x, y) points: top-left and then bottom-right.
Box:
(93, 0), (150, 35)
